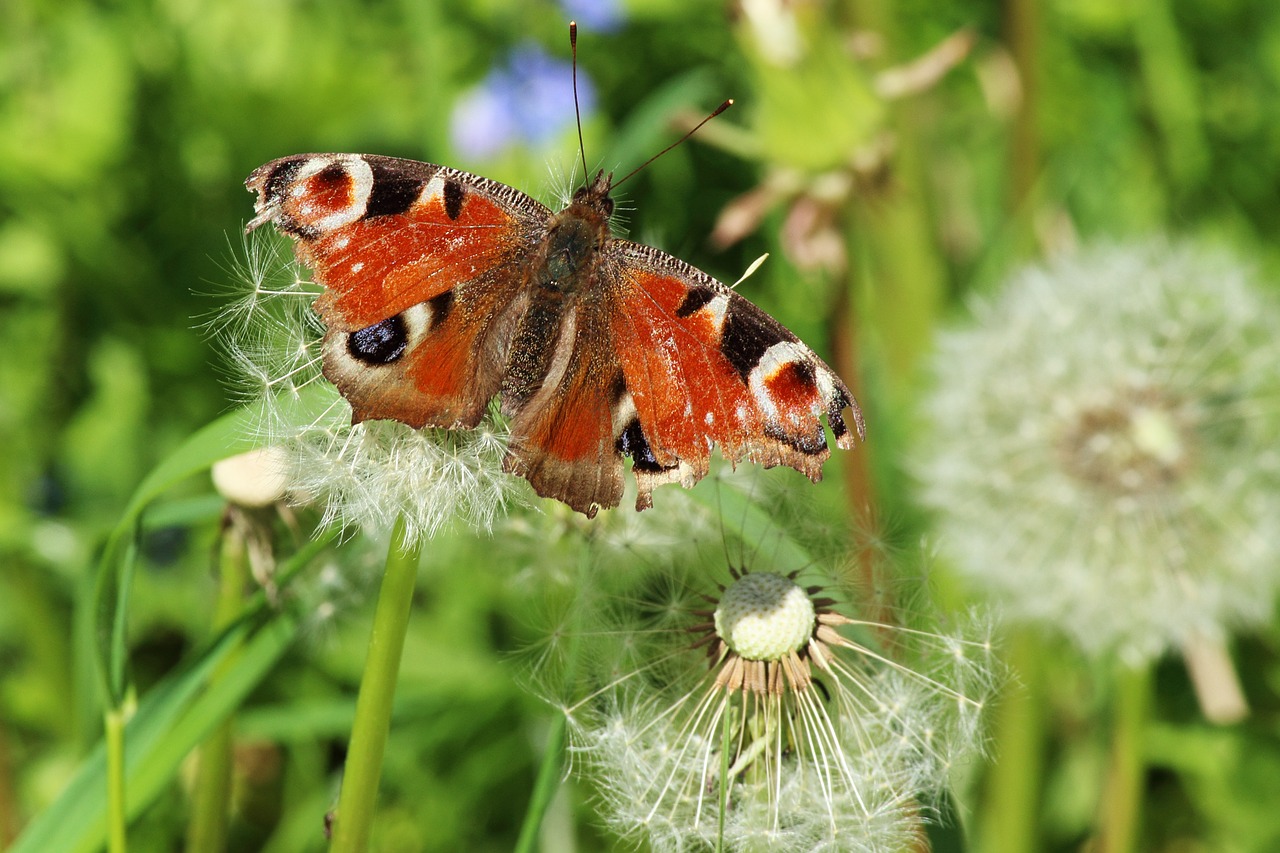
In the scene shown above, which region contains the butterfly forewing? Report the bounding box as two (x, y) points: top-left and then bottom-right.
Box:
(247, 153), (548, 428)
(602, 241), (860, 509)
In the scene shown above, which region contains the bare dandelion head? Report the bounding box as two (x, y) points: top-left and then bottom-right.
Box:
(211, 232), (516, 543)
(714, 570), (815, 664)
(918, 240), (1280, 664)
(556, 559), (997, 852)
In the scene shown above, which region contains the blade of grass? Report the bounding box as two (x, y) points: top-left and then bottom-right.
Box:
(187, 514), (254, 853)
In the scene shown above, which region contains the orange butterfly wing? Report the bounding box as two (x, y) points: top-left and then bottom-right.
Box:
(497, 239), (862, 515)
(246, 153), (549, 428)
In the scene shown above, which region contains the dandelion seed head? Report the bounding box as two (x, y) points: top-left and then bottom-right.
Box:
(559, 558), (998, 852)
(211, 232), (516, 545)
(919, 241), (1280, 663)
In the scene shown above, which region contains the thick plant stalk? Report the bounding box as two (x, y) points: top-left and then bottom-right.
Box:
(1097, 666), (1150, 853)
(329, 516), (423, 852)
(982, 631), (1045, 853)
(1003, 0), (1041, 209)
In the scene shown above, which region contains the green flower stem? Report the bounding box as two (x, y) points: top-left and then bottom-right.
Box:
(1131, 0), (1208, 185)
(0, 719), (14, 846)
(515, 548), (590, 853)
(717, 705), (732, 853)
(1098, 665), (1150, 853)
(983, 630), (1045, 853)
(1003, 0), (1041, 209)
(106, 706), (127, 853)
(329, 515), (423, 852)
(513, 715), (566, 853)
(187, 514), (252, 853)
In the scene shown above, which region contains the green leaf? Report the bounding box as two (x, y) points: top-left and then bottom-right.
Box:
(92, 402), (264, 707)
(16, 531), (337, 853)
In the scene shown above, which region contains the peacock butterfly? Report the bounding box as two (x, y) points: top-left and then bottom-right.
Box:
(244, 39), (863, 518)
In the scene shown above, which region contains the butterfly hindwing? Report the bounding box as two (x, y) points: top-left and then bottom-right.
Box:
(246, 153), (549, 428)
(501, 303), (628, 517)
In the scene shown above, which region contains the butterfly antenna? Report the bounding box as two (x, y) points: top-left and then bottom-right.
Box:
(613, 99), (734, 190)
(570, 22), (590, 184)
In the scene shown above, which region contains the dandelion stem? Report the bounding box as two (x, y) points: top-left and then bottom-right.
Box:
(982, 630), (1045, 853)
(516, 546), (592, 853)
(0, 720), (14, 846)
(1097, 665), (1150, 853)
(1002, 0), (1041, 210)
(514, 714), (566, 853)
(717, 703), (732, 853)
(329, 515), (423, 852)
(1182, 634), (1248, 724)
(187, 512), (252, 853)
(831, 262), (894, 637)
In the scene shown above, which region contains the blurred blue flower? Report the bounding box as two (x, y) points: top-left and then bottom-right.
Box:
(558, 0), (625, 33)
(450, 44), (596, 160)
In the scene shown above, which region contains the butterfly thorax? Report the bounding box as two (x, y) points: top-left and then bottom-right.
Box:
(534, 171), (616, 292)
(500, 172), (616, 411)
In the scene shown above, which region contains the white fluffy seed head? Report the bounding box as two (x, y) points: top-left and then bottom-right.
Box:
(548, 553), (1000, 853)
(918, 240), (1280, 663)
(714, 572), (815, 661)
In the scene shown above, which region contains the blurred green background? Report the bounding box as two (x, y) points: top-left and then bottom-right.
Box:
(3, 0), (1280, 851)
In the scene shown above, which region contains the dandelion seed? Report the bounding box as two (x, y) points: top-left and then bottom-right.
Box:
(918, 241), (1280, 666)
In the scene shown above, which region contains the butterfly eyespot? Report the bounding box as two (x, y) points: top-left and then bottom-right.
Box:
(348, 316), (409, 365)
(616, 420), (666, 473)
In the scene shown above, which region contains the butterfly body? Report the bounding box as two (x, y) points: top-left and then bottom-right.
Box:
(500, 172), (613, 412)
(247, 153), (862, 517)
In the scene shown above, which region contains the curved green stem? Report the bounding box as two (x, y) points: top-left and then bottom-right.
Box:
(514, 548), (591, 853)
(513, 715), (567, 853)
(329, 516), (423, 852)
(717, 704), (732, 853)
